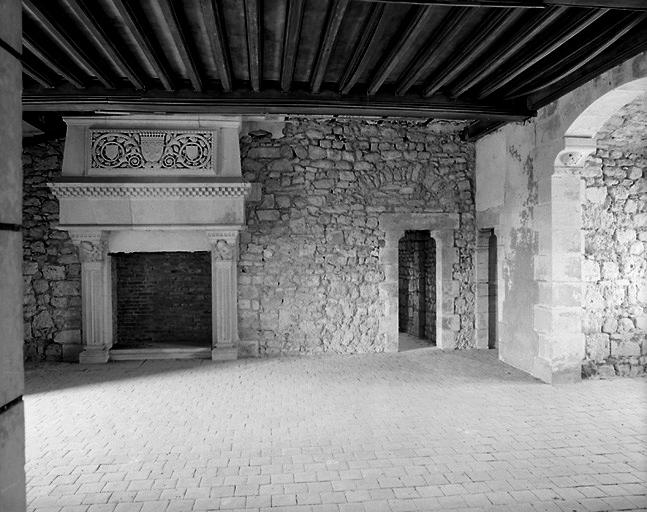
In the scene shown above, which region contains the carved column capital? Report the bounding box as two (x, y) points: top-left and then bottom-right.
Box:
(206, 230), (240, 261)
(69, 230), (109, 262)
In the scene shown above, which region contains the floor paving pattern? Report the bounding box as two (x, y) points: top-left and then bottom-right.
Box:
(24, 349), (647, 511)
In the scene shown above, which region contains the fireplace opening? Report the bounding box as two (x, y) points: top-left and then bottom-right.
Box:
(111, 251), (211, 350)
(398, 230), (437, 349)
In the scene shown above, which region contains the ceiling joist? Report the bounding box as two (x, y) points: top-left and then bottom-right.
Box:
(243, 0), (262, 92)
(281, 0), (306, 92)
(60, 0), (146, 90)
(199, 0), (233, 92)
(367, 6), (435, 95)
(357, 0), (647, 10)
(422, 8), (524, 97)
(449, 6), (564, 97)
(22, 37), (85, 89)
(23, 0), (114, 88)
(396, 7), (472, 96)
(311, 0), (350, 94)
(107, 0), (174, 91)
(476, 8), (608, 98)
(157, 0), (203, 91)
(339, 3), (385, 95)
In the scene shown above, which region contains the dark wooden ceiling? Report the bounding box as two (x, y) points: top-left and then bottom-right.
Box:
(18, 0), (647, 139)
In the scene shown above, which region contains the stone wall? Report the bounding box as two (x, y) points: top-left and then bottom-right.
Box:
(22, 139), (82, 361)
(22, 119), (476, 359)
(398, 231), (436, 342)
(581, 97), (647, 377)
(113, 252), (211, 346)
(239, 117), (475, 355)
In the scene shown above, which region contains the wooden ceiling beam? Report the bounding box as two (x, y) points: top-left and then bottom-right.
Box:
(529, 26), (647, 108)
(157, 0), (203, 91)
(311, 0), (350, 94)
(449, 6), (564, 97)
(60, 0), (146, 90)
(505, 13), (645, 99)
(21, 89), (534, 122)
(23, 0), (114, 89)
(367, 6), (435, 96)
(108, 0), (173, 90)
(476, 9), (607, 98)
(396, 7), (471, 96)
(339, 3), (385, 95)
(243, 0), (262, 92)
(356, 0), (647, 9)
(199, 0), (233, 92)
(281, 0), (306, 92)
(22, 59), (56, 88)
(461, 120), (506, 141)
(422, 8), (524, 97)
(22, 37), (85, 89)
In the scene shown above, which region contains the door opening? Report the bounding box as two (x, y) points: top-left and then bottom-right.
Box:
(477, 229), (498, 349)
(398, 230), (436, 349)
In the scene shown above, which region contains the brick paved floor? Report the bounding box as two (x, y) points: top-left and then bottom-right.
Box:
(24, 349), (647, 512)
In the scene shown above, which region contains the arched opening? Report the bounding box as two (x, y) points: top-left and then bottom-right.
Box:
(398, 230), (437, 350)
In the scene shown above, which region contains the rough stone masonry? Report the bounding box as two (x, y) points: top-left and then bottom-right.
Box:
(22, 117), (476, 360)
(582, 97), (647, 378)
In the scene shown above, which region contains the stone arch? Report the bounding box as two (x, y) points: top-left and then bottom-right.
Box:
(534, 67), (647, 383)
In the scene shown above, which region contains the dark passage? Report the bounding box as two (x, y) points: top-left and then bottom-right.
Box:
(398, 230), (436, 345)
(112, 251), (211, 347)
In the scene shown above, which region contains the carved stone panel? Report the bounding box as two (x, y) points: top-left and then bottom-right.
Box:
(90, 130), (215, 172)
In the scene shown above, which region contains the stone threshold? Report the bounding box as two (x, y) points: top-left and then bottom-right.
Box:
(109, 347), (211, 361)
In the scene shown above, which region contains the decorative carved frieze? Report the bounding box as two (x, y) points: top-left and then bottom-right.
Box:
(49, 182), (251, 199)
(90, 129), (215, 171)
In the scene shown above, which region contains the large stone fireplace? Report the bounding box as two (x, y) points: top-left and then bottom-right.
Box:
(49, 115), (252, 363)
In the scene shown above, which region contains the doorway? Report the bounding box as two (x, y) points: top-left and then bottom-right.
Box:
(398, 230), (436, 349)
(477, 229), (497, 349)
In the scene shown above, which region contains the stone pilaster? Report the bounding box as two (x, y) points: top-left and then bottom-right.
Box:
(207, 230), (240, 361)
(533, 141), (593, 383)
(69, 230), (112, 363)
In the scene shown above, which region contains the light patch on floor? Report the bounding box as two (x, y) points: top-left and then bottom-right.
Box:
(24, 351), (647, 511)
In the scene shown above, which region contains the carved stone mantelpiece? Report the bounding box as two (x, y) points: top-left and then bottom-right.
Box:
(50, 115), (251, 363)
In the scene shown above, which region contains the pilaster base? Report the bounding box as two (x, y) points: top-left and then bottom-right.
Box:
(532, 356), (582, 384)
(211, 346), (238, 361)
(79, 346), (110, 364)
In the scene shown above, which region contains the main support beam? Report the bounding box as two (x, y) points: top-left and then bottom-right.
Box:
(108, 0), (173, 90)
(339, 3), (384, 95)
(60, 0), (146, 90)
(22, 89), (535, 121)
(281, 0), (306, 92)
(311, 0), (350, 94)
(200, 0), (232, 92)
(356, 0), (647, 10)
(243, 0), (262, 92)
(476, 9), (607, 99)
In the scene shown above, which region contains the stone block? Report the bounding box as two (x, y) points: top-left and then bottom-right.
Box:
(582, 259), (600, 282)
(0, 231), (24, 406)
(0, 402), (26, 512)
(586, 333), (610, 362)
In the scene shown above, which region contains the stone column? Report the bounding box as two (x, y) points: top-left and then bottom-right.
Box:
(533, 142), (592, 383)
(0, 0), (26, 509)
(207, 231), (240, 361)
(69, 231), (112, 363)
